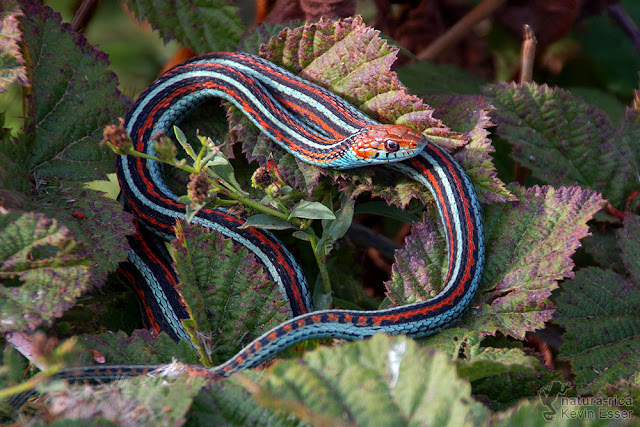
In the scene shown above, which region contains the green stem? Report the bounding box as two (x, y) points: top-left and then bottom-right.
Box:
(308, 233), (332, 295)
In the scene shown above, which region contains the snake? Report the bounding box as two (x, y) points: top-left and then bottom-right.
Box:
(11, 52), (484, 402)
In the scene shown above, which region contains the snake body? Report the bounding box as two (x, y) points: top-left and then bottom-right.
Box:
(13, 52), (484, 396)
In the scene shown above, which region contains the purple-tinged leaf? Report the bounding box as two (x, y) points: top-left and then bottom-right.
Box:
(0, 3), (28, 92)
(18, 2), (123, 180)
(469, 185), (603, 339)
(37, 186), (135, 289)
(387, 185), (602, 340)
(0, 211), (93, 334)
(426, 94), (514, 204)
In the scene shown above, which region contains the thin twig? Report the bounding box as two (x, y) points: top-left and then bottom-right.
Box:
(71, 0), (97, 33)
(417, 0), (507, 61)
(519, 24), (537, 84)
(514, 25), (537, 184)
(608, 4), (640, 54)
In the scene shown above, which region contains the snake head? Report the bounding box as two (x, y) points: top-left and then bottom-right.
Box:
(350, 125), (427, 165)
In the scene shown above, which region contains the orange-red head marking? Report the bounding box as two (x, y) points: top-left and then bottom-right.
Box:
(348, 124), (427, 165)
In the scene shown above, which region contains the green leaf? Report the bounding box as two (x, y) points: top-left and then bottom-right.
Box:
(0, 211), (92, 333)
(423, 328), (536, 382)
(124, 0), (243, 53)
(241, 214), (297, 230)
(172, 221), (291, 362)
(288, 200), (335, 220)
(258, 334), (490, 425)
(0, 3), (28, 92)
(556, 215), (640, 394)
(317, 195), (354, 255)
(189, 371), (302, 426)
(482, 82), (638, 207)
(18, 2), (124, 180)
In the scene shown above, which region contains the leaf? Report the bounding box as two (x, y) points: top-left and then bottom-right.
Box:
(257, 334), (490, 425)
(288, 200), (335, 220)
(0, 3), (28, 92)
(0, 211), (93, 334)
(425, 94), (514, 204)
(188, 371), (302, 426)
(387, 185), (603, 340)
(42, 375), (206, 426)
(423, 328), (536, 382)
(18, 2), (124, 180)
(468, 185), (603, 339)
(241, 214), (297, 230)
(36, 186), (135, 289)
(556, 215), (640, 394)
(482, 83), (638, 207)
(317, 195), (354, 255)
(171, 221), (291, 362)
(124, 0), (243, 53)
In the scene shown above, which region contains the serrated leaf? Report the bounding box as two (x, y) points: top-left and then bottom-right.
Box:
(425, 94), (514, 204)
(124, 0), (243, 53)
(468, 185), (603, 339)
(387, 185), (603, 340)
(0, 4), (28, 92)
(492, 399), (623, 426)
(288, 200), (335, 220)
(36, 186), (135, 289)
(258, 334), (490, 426)
(0, 211), (93, 333)
(18, 2), (124, 180)
(556, 214), (640, 394)
(423, 328), (536, 382)
(172, 221), (291, 362)
(43, 375), (206, 426)
(482, 82), (638, 207)
(189, 371), (302, 426)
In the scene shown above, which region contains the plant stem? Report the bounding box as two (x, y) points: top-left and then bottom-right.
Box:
(308, 233), (332, 295)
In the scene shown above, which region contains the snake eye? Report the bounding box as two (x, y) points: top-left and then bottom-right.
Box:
(385, 140), (400, 152)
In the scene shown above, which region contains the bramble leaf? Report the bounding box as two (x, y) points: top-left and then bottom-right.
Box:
(18, 2), (123, 180)
(469, 185), (602, 339)
(258, 334), (490, 425)
(189, 371), (302, 426)
(171, 221), (291, 363)
(0, 3), (28, 92)
(483, 83), (639, 208)
(556, 215), (640, 394)
(0, 211), (93, 334)
(387, 185), (602, 340)
(124, 0), (243, 53)
(42, 375), (206, 426)
(396, 61), (485, 96)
